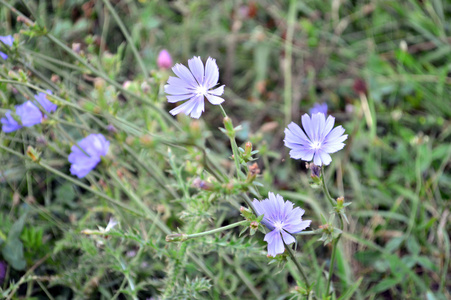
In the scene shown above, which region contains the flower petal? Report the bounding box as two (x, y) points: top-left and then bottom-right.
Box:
(167, 94), (193, 103)
(209, 85), (225, 96)
(188, 56), (205, 85)
(169, 98), (197, 116)
(322, 115), (335, 137)
(285, 220), (312, 234)
(313, 152), (322, 165)
(205, 93), (224, 105)
(164, 83), (194, 95)
(281, 230), (296, 245)
(189, 96), (205, 119)
(16, 101), (42, 127)
(301, 114), (315, 141)
(204, 57), (219, 89)
(318, 150), (332, 165)
(286, 122), (310, 145)
(289, 148), (314, 161)
(172, 63), (198, 88)
(265, 230), (284, 257)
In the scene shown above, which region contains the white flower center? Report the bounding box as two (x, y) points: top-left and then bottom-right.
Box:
(311, 141), (322, 150)
(196, 85), (208, 96)
(274, 221), (284, 231)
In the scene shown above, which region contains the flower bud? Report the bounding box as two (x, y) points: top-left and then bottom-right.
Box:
(223, 116), (235, 137)
(141, 82), (151, 93)
(250, 221), (259, 230)
(244, 141), (252, 157)
(246, 163), (260, 183)
(353, 78), (367, 96)
(337, 196), (344, 206)
(192, 177), (213, 191)
(26, 146), (41, 162)
(306, 162), (321, 184)
(157, 49), (172, 69)
(72, 43), (82, 54)
(107, 124), (117, 133)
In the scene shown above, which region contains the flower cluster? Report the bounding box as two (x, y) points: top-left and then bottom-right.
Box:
(253, 193), (311, 257)
(1, 90), (57, 133)
(0, 35), (13, 60)
(68, 134), (110, 178)
(163, 56), (350, 257)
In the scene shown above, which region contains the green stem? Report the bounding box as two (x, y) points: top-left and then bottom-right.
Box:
(219, 105), (242, 179)
(285, 244), (310, 291)
(326, 220), (343, 295)
(321, 168), (336, 206)
(321, 167), (345, 296)
(101, 0), (149, 80)
(184, 220), (247, 240)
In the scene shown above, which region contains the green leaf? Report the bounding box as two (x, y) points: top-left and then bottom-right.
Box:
(406, 236), (420, 255)
(8, 212), (27, 240)
(368, 276), (403, 295)
(2, 238), (26, 270)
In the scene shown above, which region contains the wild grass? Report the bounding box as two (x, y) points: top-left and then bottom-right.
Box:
(0, 0), (450, 299)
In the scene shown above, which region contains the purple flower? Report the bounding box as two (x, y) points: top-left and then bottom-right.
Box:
(1, 110), (21, 132)
(253, 192), (311, 257)
(34, 90), (57, 114)
(157, 49), (172, 69)
(0, 35), (14, 60)
(164, 56), (225, 119)
(16, 101), (43, 127)
(0, 261), (6, 285)
(68, 134), (110, 178)
(0, 35), (14, 47)
(284, 113), (348, 166)
(309, 103), (327, 116)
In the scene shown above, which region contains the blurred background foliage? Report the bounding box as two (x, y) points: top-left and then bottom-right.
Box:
(0, 0), (450, 299)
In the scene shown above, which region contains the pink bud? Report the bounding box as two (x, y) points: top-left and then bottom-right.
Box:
(157, 49), (172, 69)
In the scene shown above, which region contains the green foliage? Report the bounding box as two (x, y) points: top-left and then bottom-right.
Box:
(0, 0), (450, 299)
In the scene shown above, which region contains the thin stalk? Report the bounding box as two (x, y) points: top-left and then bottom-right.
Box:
(184, 220), (247, 240)
(101, 0), (149, 80)
(326, 216), (344, 296)
(285, 244), (310, 290)
(219, 105), (242, 179)
(321, 168), (336, 206)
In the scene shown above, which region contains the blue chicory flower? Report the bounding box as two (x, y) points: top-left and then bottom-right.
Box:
(309, 103), (327, 116)
(164, 56), (225, 119)
(253, 192), (311, 257)
(1, 110), (21, 132)
(34, 90), (57, 115)
(68, 134), (110, 178)
(0, 35), (14, 60)
(284, 113), (348, 166)
(16, 101), (43, 127)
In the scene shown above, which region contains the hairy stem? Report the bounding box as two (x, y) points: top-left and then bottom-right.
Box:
(321, 168), (336, 206)
(184, 220), (247, 240)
